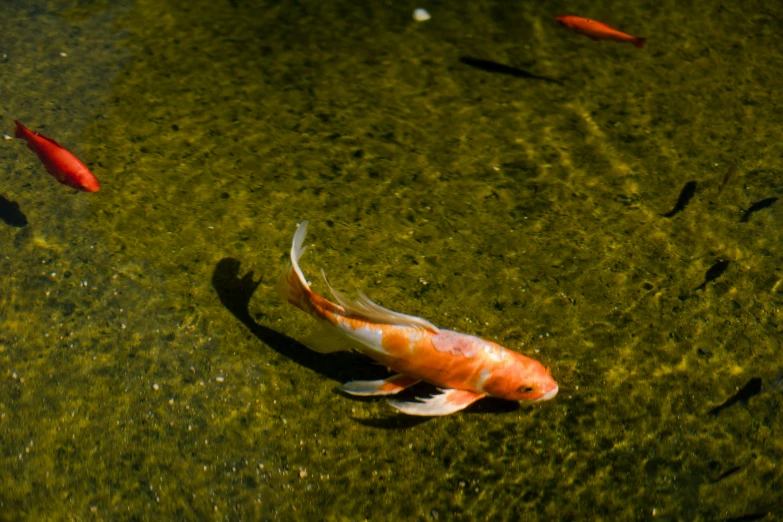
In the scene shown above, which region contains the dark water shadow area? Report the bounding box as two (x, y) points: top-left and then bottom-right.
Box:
(459, 56), (564, 85)
(0, 195), (28, 227)
(212, 257), (379, 384)
(353, 414), (430, 429)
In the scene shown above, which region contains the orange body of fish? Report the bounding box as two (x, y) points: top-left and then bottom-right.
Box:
(278, 221), (559, 416)
(556, 15), (647, 48)
(14, 120), (100, 192)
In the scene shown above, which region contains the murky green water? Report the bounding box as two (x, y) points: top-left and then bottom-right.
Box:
(2, 0), (783, 519)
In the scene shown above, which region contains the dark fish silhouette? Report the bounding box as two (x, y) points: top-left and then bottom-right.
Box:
(695, 259), (730, 291)
(722, 501), (783, 522)
(662, 181), (697, 218)
(715, 163), (738, 198)
(708, 377), (762, 416)
(710, 463), (749, 483)
(740, 197), (778, 223)
(459, 57), (563, 85)
(0, 195), (28, 227)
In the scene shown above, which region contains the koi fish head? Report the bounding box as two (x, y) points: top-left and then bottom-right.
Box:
(77, 173), (100, 192)
(482, 349), (559, 403)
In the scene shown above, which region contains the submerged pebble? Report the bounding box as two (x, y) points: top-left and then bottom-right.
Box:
(413, 8), (431, 22)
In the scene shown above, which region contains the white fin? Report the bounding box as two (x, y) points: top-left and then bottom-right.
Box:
(320, 269), (439, 332)
(340, 374), (420, 396)
(277, 221), (312, 309)
(290, 220), (310, 290)
(301, 324), (364, 354)
(388, 388), (484, 416)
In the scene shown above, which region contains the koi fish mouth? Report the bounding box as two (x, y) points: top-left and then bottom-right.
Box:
(536, 385), (559, 402)
(516, 384), (558, 405)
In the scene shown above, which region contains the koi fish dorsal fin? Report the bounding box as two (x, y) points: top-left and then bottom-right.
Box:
(355, 290), (440, 332)
(35, 133), (64, 148)
(320, 269), (439, 332)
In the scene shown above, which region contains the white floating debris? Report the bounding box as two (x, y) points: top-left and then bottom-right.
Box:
(215, 375), (225, 383)
(59, 51), (67, 57)
(413, 8), (431, 22)
(152, 383), (160, 391)
(3, 134), (12, 140)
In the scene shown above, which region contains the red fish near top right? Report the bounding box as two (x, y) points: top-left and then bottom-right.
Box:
(556, 15), (647, 48)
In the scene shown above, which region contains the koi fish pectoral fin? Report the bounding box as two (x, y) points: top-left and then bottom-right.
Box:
(340, 374), (420, 396)
(388, 389), (484, 416)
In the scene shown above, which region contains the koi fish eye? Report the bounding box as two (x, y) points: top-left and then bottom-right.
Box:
(518, 386), (534, 394)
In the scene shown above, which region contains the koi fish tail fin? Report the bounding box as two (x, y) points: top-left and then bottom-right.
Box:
(633, 37), (647, 49)
(13, 120), (28, 140)
(277, 221), (312, 312)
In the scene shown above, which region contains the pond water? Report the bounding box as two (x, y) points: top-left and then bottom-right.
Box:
(2, 0), (783, 520)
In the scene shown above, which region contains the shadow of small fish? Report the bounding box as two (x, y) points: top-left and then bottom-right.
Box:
(740, 197), (778, 223)
(722, 500), (783, 522)
(710, 462), (752, 483)
(662, 181), (697, 218)
(695, 259), (730, 291)
(715, 163), (738, 198)
(0, 195), (28, 227)
(459, 57), (563, 85)
(708, 377), (762, 416)
(722, 511), (769, 522)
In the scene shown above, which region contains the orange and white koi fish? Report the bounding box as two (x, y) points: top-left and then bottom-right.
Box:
(278, 221), (559, 416)
(556, 15), (647, 48)
(14, 120), (100, 192)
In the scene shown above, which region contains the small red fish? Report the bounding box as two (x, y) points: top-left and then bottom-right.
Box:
(279, 221), (559, 416)
(14, 120), (100, 192)
(556, 15), (647, 48)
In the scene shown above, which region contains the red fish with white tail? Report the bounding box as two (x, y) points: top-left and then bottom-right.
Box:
(279, 221), (559, 416)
